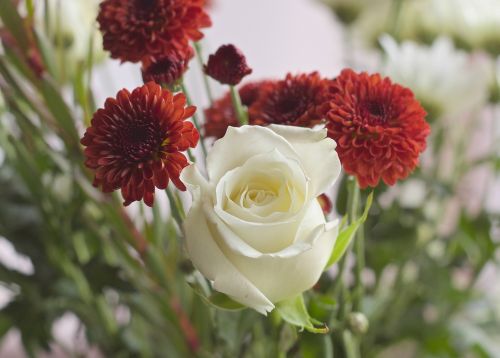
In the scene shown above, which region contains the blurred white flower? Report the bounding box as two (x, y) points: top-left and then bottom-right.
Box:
(380, 35), (490, 119)
(459, 0), (500, 54)
(37, 0), (105, 79)
(400, 0), (500, 55)
(397, 179), (427, 209)
(350, 0), (392, 48)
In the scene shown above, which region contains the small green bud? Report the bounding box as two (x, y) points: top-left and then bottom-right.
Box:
(348, 312), (369, 335)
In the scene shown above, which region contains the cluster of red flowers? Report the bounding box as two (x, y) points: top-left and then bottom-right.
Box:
(204, 72), (330, 137)
(204, 69), (429, 188)
(84, 2), (430, 207)
(98, 0), (211, 87)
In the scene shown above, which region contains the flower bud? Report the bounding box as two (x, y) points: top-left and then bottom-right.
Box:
(141, 49), (193, 88)
(204, 44), (252, 85)
(348, 312), (369, 335)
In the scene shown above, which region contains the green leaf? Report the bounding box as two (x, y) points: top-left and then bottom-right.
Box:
(300, 332), (334, 358)
(188, 280), (245, 311)
(38, 79), (80, 146)
(276, 295), (329, 334)
(0, 1), (30, 49)
(0, 315), (12, 340)
(326, 191), (373, 268)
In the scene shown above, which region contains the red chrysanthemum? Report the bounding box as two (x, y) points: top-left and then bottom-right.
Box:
(81, 82), (199, 207)
(203, 81), (270, 138)
(325, 69), (430, 188)
(204, 44), (252, 85)
(97, 0), (211, 63)
(141, 47), (194, 87)
(248, 72), (331, 127)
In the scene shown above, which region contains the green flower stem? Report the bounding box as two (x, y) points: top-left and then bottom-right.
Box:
(333, 178), (360, 298)
(180, 82), (208, 159)
(230, 85), (248, 125)
(166, 187), (184, 229)
(352, 184), (364, 312)
(335, 178), (362, 357)
(187, 148), (196, 163)
(389, 0), (405, 40)
(194, 41), (214, 105)
(342, 330), (359, 358)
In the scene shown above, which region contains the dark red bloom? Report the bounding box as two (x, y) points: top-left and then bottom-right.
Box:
(81, 82), (199, 207)
(318, 194), (333, 215)
(325, 69), (430, 188)
(204, 81), (269, 138)
(141, 47), (193, 87)
(204, 44), (252, 85)
(97, 0), (211, 63)
(248, 72), (331, 127)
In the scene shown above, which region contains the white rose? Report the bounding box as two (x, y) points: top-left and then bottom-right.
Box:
(181, 125), (341, 314)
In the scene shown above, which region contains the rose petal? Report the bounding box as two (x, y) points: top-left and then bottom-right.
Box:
(215, 202), (339, 302)
(267, 124), (341, 197)
(206, 126), (303, 184)
(181, 165), (275, 314)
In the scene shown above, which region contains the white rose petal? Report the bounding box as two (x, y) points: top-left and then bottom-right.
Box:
(182, 125), (341, 313)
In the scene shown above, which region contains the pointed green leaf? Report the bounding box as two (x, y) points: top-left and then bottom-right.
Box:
(188, 280), (245, 311)
(0, 1), (29, 49)
(276, 295), (329, 334)
(326, 192), (373, 268)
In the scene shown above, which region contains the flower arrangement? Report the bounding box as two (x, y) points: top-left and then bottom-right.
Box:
(0, 0), (498, 357)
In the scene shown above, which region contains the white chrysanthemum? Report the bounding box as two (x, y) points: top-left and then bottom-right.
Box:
(400, 0), (500, 54)
(380, 35), (490, 119)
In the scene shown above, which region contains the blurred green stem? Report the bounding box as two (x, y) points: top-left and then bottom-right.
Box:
(390, 0), (405, 40)
(230, 85), (248, 125)
(181, 81), (208, 159)
(194, 41), (214, 105)
(353, 185), (364, 311)
(166, 187), (184, 229)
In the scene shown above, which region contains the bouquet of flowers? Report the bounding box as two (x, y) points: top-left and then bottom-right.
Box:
(0, 0), (498, 357)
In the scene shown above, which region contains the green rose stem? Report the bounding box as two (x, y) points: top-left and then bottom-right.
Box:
(230, 85), (248, 125)
(194, 41), (214, 105)
(180, 81), (208, 159)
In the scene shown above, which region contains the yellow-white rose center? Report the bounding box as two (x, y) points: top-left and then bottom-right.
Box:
(215, 150), (307, 224)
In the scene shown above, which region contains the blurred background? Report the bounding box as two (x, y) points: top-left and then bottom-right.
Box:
(1, 0), (499, 357)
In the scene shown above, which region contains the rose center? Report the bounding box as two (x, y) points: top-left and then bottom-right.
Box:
(243, 187), (277, 207)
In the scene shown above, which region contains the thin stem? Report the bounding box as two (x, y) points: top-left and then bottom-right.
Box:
(230, 85), (248, 125)
(334, 178), (360, 298)
(194, 41), (214, 105)
(166, 187), (183, 229)
(353, 184), (364, 311)
(335, 178), (362, 357)
(342, 330), (359, 358)
(187, 148), (196, 163)
(389, 0), (405, 40)
(181, 82), (208, 158)
(55, 0), (66, 83)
